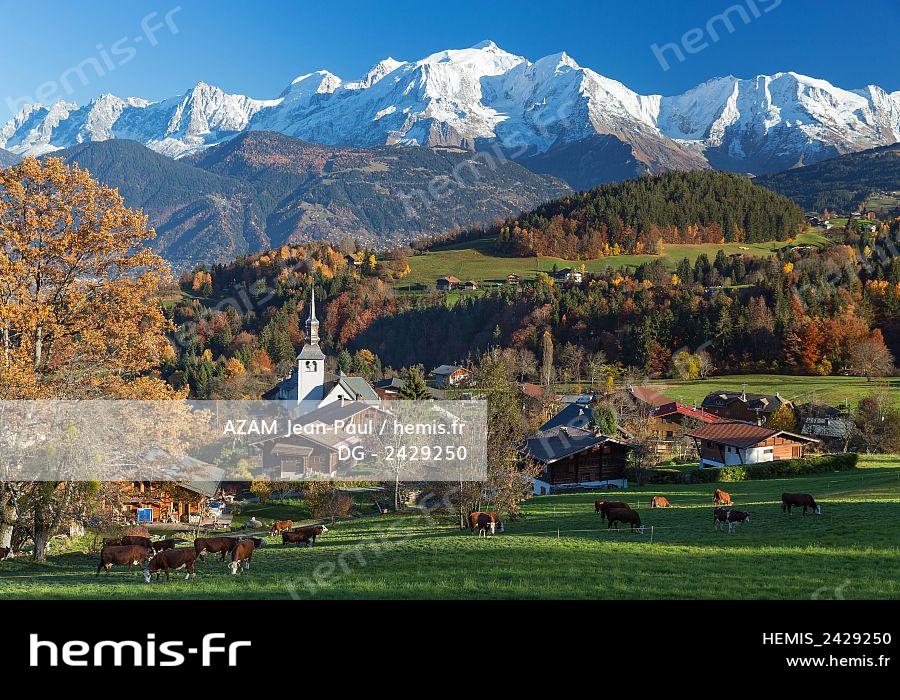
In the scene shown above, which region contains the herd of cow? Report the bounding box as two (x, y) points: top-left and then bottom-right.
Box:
(592, 490), (822, 535)
(1, 491), (827, 575)
(94, 524), (329, 583)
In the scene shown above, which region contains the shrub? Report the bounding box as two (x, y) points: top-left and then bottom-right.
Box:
(687, 453), (858, 483)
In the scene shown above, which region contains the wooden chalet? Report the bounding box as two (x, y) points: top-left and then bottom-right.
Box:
(687, 421), (818, 468)
(648, 401), (721, 454)
(524, 426), (631, 494)
(120, 481), (216, 524)
(436, 275), (462, 291)
(253, 401), (389, 480)
(701, 390), (793, 424)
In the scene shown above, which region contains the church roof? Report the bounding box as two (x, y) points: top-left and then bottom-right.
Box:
(335, 373), (380, 402)
(298, 344), (325, 360)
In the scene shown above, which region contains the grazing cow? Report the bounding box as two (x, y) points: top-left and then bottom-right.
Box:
(468, 512), (504, 535)
(713, 507), (730, 531)
(143, 548), (198, 582)
(650, 496), (672, 508)
(230, 538), (264, 575)
(96, 545), (151, 575)
(713, 489), (733, 506)
(606, 508), (644, 533)
(194, 537), (238, 562)
(0, 547), (12, 561)
(723, 510), (750, 533)
(271, 520), (293, 537)
(102, 537), (122, 547)
(782, 493), (821, 516)
(150, 539), (177, 554)
(291, 525), (328, 545)
(282, 531), (318, 547)
(595, 501), (630, 522)
(120, 535), (153, 549)
(714, 507), (750, 533)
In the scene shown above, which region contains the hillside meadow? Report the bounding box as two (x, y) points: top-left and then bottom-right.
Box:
(398, 232), (829, 289)
(649, 375), (900, 409)
(1, 456), (896, 600)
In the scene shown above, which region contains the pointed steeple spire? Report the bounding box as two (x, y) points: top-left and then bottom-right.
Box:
(306, 285), (320, 346)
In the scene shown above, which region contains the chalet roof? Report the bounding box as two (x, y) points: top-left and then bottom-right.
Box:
(374, 377), (405, 391)
(652, 401), (721, 424)
(437, 275), (462, 284)
(687, 421), (818, 449)
(524, 426), (629, 464)
(801, 417), (852, 439)
(557, 393), (593, 405)
(431, 364), (467, 376)
(701, 391), (792, 413)
(519, 382), (544, 399)
(540, 403), (595, 432)
(628, 385), (672, 408)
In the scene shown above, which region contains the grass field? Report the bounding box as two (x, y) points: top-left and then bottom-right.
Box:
(398, 232), (829, 289)
(649, 374), (900, 409)
(2, 456), (897, 600)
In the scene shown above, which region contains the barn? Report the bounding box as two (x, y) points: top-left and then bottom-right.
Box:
(687, 421), (819, 468)
(524, 426), (632, 494)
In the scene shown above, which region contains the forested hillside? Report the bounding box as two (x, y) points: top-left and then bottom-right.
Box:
(755, 143), (900, 213)
(165, 220), (898, 399)
(495, 170), (806, 259)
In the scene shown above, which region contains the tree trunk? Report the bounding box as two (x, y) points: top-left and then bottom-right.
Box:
(0, 503), (15, 549)
(33, 529), (48, 562)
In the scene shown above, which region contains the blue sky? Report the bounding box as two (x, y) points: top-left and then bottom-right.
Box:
(1, 0), (898, 120)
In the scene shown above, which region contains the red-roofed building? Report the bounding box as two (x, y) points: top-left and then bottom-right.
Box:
(647, 401), (722, 455)
(687, 421), (818, 468)
(627, 385), (672, 409)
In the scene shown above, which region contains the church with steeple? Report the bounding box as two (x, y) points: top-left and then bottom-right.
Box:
(270, 287), (379, 407)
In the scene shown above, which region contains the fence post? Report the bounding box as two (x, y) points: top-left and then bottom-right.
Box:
(650, 525), (654, 544)
(557, 527), (560, 541)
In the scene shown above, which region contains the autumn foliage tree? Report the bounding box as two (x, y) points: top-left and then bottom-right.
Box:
(0, 157), (176, 399)
(0, 158), (182, 559)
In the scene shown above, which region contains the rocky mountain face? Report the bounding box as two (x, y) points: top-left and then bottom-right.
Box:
(4, 42), (898, 187)
(53, 133), (569, 267)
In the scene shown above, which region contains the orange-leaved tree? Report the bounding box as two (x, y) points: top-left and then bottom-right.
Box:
(0, 157), (186, 559)
(0, 157), (176, 399)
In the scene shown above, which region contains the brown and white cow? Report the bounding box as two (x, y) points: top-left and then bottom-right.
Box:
(606, 508), (644, 533)
(96, 545), (152, 575)
(595, 501), (630, 521)
(143, 548), (198, 582)
(150, 539), (178, 554)
(120, 535), (153, 549)
(650, 496), (672, 508)
(782, 493), (821, 515)
(230, 538), (264, 575)
(271, 520), (293, 537)
(283, 525), (328, 547)
(713, 489), (733, 506)
(468, 512), (504, 536)
(194, 536), (238, 562)
(714, 507), (750, 533)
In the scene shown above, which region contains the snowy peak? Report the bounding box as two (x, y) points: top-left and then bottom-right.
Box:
(345, 58), (406, 90)
(1, 41), (897, 181)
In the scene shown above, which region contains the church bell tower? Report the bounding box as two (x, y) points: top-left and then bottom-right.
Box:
(297, 286), (325, 403)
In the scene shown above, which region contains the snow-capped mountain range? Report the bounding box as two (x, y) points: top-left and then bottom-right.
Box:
(3, 40), (899, 184)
